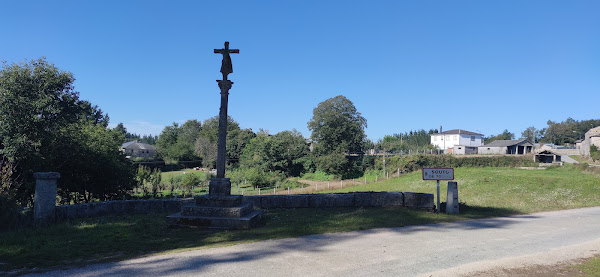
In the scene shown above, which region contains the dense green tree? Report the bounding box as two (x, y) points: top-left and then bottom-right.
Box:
(377, 129), (438, 152)
(520, 126), (540, 143)
(156, 120), (202, 163)
(199, 115), (240, 143)
(540, 118), (600, 145)
(112, 123), (157, 145)
(591, 145), (600, 161)
(0, 58), (134, 205)
(198, 116), (254, 167)
(485, 129), (515, 144)
(240, 129), (310, 177)
(307, 95), (367, 177)
(195, 137), (217, 169)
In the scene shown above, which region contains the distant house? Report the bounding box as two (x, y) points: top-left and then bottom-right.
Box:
(452, 145), (479, 155)
(478, 139), (533, 155)
(121, 141), (156, 159)
(430, 129), (484, 152)
(580, 126), (600, 157)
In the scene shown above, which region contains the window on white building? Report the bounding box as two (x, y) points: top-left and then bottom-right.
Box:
(471, 136), (475, 141)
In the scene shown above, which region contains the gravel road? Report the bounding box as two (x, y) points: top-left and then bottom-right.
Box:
(26, 206), (600, 277)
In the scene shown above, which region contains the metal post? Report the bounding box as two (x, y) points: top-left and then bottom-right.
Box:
(436, 180), (440, 213)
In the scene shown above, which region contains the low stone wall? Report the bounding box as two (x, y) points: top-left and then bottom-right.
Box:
(55, 198), (194, 221)
(54, 192), (434, 221)
(244, 192), (433, 210)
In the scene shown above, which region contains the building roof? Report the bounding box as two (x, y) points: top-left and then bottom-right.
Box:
(535, 149), (560, 156)
(586, 126), (600, 136)
(483, 139), (533, 147)
(121, 141), (156, 151)
(432, 129), (483, 136)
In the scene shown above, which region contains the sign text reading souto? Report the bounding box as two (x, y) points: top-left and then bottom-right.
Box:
(422, 168), (454, 180)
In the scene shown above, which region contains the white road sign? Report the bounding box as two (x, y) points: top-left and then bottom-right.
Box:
(422, 168), (454, 180)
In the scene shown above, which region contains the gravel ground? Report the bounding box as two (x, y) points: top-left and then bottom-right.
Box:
(24, 206), (600, 277)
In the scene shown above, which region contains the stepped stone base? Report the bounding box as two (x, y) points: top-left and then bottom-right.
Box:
(167, 195), (263, 229)
(167, 210), (263, 229)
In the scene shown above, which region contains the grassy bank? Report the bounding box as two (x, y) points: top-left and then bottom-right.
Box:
(1, 165), (599, 274)
(323, 165), (600, 214)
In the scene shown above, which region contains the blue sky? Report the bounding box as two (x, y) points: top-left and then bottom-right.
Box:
(2, 0), (599, 141)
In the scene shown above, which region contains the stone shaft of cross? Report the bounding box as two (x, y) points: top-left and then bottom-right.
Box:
(213, 42), (238, 181)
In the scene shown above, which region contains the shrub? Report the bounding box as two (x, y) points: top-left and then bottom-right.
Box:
(0, 196), (29, 230)
(300, 171), (335, 181)
(591, 145), (600, 162)
(375, 155), (537, 175)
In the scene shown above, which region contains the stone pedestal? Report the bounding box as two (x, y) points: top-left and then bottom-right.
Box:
(446, 181), (459, 214)
(33, 172), (60, 225)
(167, 195), (263, 229)
(209, 178), (231, 196)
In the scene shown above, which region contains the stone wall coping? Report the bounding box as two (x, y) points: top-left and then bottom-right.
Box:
(52, 192), (434, 222)
(33, 172), (61, 179)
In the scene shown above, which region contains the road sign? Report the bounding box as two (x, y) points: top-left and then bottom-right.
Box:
(422, 168), (455, 213)
(422, 168), (454, 180)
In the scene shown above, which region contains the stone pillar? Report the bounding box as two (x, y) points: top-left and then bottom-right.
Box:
(446, 181), (459, 214)
(33, 172), (60, 225)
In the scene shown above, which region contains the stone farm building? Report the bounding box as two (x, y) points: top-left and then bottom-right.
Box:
(430, 129), (484, 153)
(580, 126), (600, 157)
(121, 141), (156, 159)
(478, 139), (533, 155)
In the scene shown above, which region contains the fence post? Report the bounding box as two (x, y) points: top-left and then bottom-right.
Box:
(33, 172), (60, 225)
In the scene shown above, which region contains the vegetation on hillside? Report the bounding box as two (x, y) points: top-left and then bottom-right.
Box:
(0, 59), (135, 208)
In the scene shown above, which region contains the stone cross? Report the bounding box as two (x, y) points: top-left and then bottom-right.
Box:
(209, 41), (238, 195)
(214, 41), (239, 81)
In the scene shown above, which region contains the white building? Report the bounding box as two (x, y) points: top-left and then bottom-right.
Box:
(431, 129), (484, 151)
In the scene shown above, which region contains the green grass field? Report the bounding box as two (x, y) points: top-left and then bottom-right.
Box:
(322, 165), (600, 214)
(1, 165), (599, 274)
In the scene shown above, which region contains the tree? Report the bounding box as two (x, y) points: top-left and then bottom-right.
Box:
(113, 123), (157, 145)
(521, 126), (540, 143)
(149, 168), (162, 197)
(156, 119), (202, 163)
(195, 137), (217, 169)
(198, 115), (254, 167)
(485, 130), (515, 144)
(240, 129), (310, 177)
(0, 58), (134, 205)
(307, 95), (367, 177)
(539, 118), (600, 145)
(377, 129), (437, 152)
(591, 145), (600, 162)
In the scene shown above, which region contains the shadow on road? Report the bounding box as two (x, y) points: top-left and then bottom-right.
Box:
(19, 204), (541, 277)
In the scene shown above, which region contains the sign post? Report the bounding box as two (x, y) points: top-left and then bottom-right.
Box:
(422, 168), (454, 213)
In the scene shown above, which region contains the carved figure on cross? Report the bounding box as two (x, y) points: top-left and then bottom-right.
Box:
(214, 41), (239, 80)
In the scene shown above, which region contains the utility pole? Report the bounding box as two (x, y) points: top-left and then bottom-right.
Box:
(383, 148), (386, 178)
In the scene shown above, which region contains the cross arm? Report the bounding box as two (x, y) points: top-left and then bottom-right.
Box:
(214, 49), (240, 54)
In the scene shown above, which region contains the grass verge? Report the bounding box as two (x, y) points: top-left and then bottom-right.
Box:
(1, 207), (489, 275)
(575, 255), (600, 276)
(322, 165), (600, 214)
